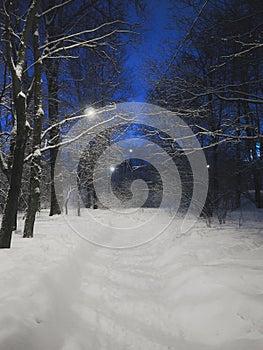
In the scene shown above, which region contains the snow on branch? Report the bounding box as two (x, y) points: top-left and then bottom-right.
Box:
(222, 42), (263, 59)
(17, 0), (41, 72)
(214, 93), (263, 105)
(41, 104), (116, 140)
(41, 115), (134, 151)
(40, 20), (126, 51)
(25, 112), (134, 162)
(39, 0), (74, 18)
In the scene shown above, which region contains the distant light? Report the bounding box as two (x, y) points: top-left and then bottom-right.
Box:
(207, 164), (210, 168)
(84, 107), (96, 118)
(129, 149), (133, 153)
(110, 166), (115, 172)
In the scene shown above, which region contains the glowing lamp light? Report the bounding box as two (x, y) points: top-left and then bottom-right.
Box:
(110, 166), (115, 172)
(84, 107), (96, 118)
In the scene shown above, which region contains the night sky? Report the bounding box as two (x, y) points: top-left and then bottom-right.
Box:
(125, 0), (181, 101)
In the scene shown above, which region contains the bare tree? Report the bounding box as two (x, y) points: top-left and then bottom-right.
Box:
(0, 0), (141, 246)
(0, 0), (41, 248)
(23, 17), (43, 238)
(149, 0), (263, 220)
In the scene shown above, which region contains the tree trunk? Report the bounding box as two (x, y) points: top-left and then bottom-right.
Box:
(46, 60), (61, 216)
(23, 21), (43, 238)
(23, 153), (41, 237)
(45, 0), (63, 216)
(0, 93), (27, 248)
(49, 146), (61, 215)
(235, 104), (242, 209)
(253, 158), (262, 208)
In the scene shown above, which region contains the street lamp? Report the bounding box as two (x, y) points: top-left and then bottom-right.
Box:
(84, 107), (96, 118)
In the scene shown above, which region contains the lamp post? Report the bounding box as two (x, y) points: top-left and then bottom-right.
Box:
(129, 148), (133, 173)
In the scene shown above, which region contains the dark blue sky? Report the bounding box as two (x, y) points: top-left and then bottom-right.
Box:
(125, 1), (181, 101)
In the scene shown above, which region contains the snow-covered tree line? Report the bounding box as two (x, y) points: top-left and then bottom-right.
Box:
(149, 0), (263, 219)
(0, 0), (141, 248)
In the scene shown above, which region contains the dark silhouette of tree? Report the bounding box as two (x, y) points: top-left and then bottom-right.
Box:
(149, 0), (263, 218)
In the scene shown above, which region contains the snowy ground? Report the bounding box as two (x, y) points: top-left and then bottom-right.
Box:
(0, 203), (263, 350)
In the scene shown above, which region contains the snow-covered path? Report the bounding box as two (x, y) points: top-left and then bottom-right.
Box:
(0, 209), (263, 350)
(68, 220), (263, 350)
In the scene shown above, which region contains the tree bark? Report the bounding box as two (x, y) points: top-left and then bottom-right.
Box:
(44, 0), (62, 216)
(23, 20), (43, 238)
(0, 93), (28, 248)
